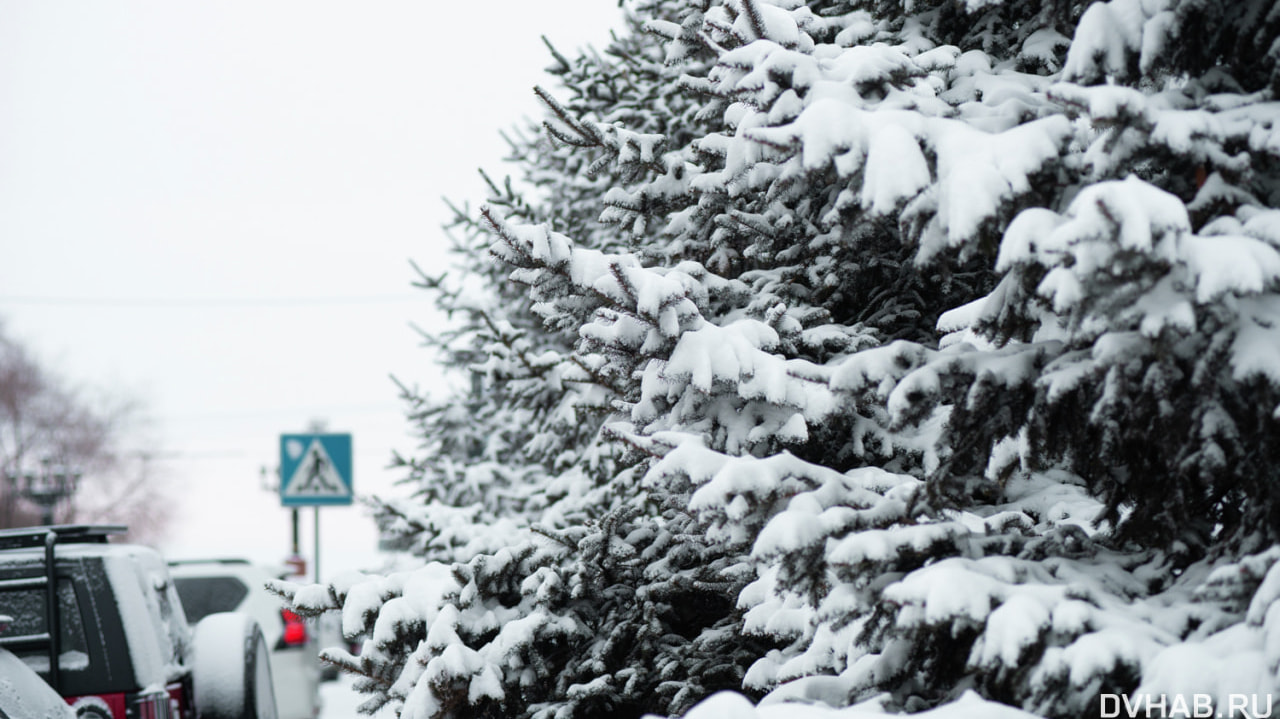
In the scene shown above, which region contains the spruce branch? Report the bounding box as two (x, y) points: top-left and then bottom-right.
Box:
(531, 524), (579, 550)
(535, 85), (606, 146)
(739, 0), (768, 42)
(569, 354), (628, 397)
(408, 258), (446, 291)
(476, 308), (550, 378)
(542, 35), (572, 74)
(601, 424), (675, 459)
(608, 262), (640, 307)
(702, 15), (750, 48)
(480, 206), (701, 348)
(696, 30), (731, 56)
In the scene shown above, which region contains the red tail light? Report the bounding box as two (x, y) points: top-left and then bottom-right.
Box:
(281, 609), (307, 647)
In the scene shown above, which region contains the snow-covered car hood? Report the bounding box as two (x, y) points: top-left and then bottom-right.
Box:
(0, 648), (75, 719)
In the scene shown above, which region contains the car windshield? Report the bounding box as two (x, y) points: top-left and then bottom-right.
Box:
(171, 576), (249, 624)
(0, 579), (91, 675)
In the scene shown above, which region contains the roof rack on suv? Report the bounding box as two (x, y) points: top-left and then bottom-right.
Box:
(0, 524), (127, 551)
(0, 525), (127, 690)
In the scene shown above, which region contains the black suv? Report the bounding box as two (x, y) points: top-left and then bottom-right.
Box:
(0, 526), (276, 719)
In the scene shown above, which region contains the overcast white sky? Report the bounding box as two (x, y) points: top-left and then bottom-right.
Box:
(0, 2), (624, 578)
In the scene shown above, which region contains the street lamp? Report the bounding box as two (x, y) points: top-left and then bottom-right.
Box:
(6, 457), (81, 526)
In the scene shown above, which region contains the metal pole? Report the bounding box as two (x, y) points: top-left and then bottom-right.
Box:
(291, 509), (300, 554)
(313, 506), (320, 585)
(44, 530), (60, 692)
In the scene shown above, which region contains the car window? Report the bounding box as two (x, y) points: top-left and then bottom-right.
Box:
(171, 576), (249, 624)
(0, 579), (91, 674)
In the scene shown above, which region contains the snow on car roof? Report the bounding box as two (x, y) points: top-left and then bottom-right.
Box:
(0, 541), (162, 563)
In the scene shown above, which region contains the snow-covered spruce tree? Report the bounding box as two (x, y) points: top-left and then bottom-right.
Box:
(276, 1), (1280, 718)
(689, 0), (1280, 716)
(367, 0), (731, 563)
(289, 5), (779, 718)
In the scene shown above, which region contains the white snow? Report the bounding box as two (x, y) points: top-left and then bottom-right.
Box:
(318, 673), (395, 719)
(1183, 233), (1280, 302)
(0, 649), (75, 719)
(970, 594), (1051, 668)
(18, 650), (91, 673)
(664, 688), (1044, 718)
(1063, 0), (1149, 81)
(861, 123), (930, 214)
(1232, 296), (1280, 384)
(191, 613), (255, 719)
(101, 546), (191, 687)
(826, 524), (956, 566)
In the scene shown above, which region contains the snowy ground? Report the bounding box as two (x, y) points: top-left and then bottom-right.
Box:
(318, 675), (393, 719)
(313, 675), (1042, 719)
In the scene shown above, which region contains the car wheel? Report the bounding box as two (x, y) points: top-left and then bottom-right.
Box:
(192, 612), (279, 719)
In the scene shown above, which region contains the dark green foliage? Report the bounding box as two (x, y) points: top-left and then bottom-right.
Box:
(286, 1), (1280, 718)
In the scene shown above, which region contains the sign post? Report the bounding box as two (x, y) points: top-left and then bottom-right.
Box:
(280, 433), (353, 584)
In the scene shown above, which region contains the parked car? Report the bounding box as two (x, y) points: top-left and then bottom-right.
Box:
(0, 642), (75, 719)
(0, 525), (276, 719)
(167, 560), (321, 719)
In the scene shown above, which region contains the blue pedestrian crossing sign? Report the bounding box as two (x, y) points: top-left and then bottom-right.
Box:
(279, 433), (353, 506)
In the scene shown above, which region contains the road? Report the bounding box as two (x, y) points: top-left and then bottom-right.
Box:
(318, 675), (394, 719)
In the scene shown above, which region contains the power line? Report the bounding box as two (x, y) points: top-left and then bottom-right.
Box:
(142, 446), (400, 461)
(0, 295), (422, 308)
(140, 449), (257, 460)
(156, 403), (402, 423)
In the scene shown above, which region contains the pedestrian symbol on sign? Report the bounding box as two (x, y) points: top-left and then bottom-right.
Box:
(297, 445), (341, 493)
(279, 434), (352, 506)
